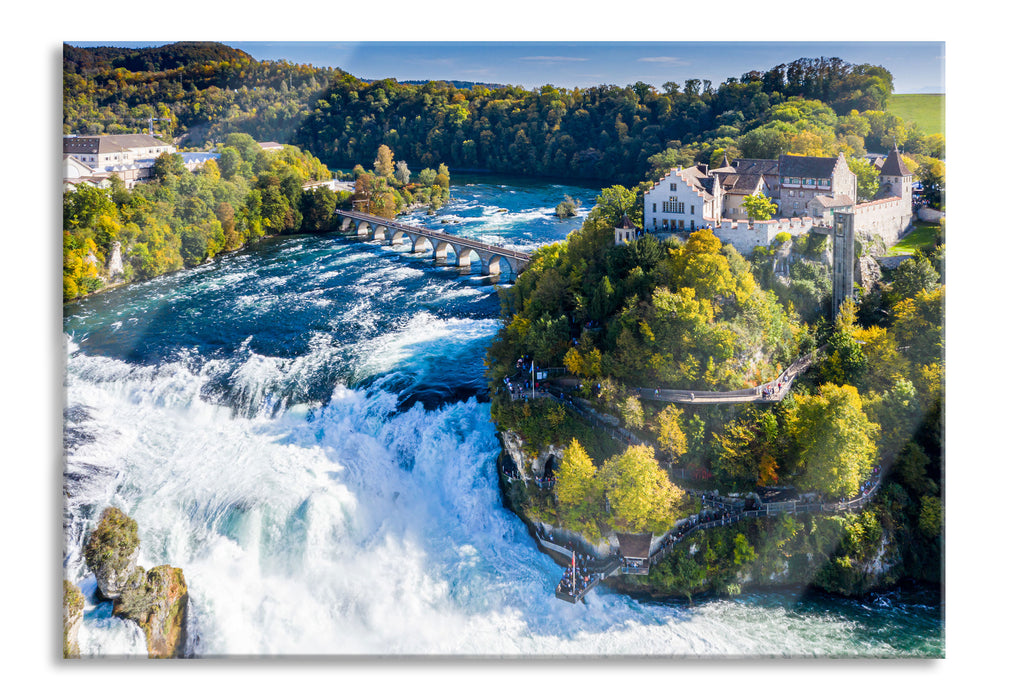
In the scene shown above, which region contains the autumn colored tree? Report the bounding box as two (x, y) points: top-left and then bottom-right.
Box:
(654, 404), (687, 460)
(600, 444), (686, 532)
(785, 383), (879, 498)
(554, 439), (604, 539)
(374, 144), (395, 178)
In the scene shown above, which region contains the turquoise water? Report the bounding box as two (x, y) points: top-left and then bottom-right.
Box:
(61, 177), (942, 657)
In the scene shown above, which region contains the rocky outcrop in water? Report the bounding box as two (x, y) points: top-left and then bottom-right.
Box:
(63, 579), (85, 659)
(84, 507), (140, 599)
(82, 506), (189, 657)
(113, 565), (189, 658)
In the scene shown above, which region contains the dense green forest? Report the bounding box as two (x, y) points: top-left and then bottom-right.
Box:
(64, 43), (945, 207)
(64, 42), (343, 145)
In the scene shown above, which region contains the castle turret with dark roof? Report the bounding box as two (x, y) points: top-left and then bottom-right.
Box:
(876, 146), (913, 213)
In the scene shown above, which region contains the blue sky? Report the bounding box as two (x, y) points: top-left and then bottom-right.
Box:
(68, 41), (945, 94)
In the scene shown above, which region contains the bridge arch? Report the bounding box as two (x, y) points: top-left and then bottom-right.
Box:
(411, 235), (432, 253)
(432, 239), (452, 262)
(453, 244), (479, 270)
(388, 229), (409, 246)
(481, 253), (512, 277)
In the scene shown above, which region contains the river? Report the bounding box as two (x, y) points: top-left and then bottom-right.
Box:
(61, 175), (942, 657)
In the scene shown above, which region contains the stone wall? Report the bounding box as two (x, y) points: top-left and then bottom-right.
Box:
(709, 217), (820, 254)
(853, 197), (912, 248)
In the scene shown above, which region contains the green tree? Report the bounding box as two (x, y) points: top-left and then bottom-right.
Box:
(742, 192), (778, 221)
(600, 444), (685, 532)
(785, 383), (879, 498)
(591, 185), (638, 229)
(890, 253), (940, 301)
(654, 404), (687, 460)
(554, 439), (603, 539)
(555, 194), (580, 218)
(847, 156), (880, 201)
(918, 494), (943, 539)
(620, 396), (644, 430)
(152, 151), (185, 180)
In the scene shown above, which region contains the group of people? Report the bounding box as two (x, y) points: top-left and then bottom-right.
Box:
(857, 465), (883, 499)
(759, 371), (791, 400)
(557, 565), (597, 596)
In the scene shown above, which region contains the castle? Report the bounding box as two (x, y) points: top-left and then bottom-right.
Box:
(634, 147), (914, 254)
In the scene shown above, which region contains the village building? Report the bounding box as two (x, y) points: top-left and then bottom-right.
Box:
(63, 133), (175, 171)
(62, 134), (222, 191)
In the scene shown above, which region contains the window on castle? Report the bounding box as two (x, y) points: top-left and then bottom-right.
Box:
(652, 203), (656, 212)
(670, 183), (677, 191)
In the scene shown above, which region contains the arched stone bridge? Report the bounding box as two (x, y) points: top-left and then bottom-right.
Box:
(335, 211), (532, 278)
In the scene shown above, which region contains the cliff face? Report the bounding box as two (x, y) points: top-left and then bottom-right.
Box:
(63, 580), (85, 659)
(499, 430), (563, 480)
(113, 565), (189, 658)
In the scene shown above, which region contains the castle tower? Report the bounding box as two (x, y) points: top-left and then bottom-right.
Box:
(832, 211), (855, 319)
(614, 213), (637, 245)
(878, 145), (913, 217)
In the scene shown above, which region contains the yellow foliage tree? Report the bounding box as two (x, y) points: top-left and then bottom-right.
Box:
(600, 444), (685, 533)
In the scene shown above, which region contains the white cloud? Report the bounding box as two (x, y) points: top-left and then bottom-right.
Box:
(638, 56), (689, 65)
(519, 56), (589, 62)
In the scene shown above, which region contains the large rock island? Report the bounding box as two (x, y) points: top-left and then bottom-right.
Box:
(76, 507), (189, 658)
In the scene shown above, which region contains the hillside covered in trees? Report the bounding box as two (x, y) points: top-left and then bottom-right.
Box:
(63, 42), (343, 145)
(488, 188), (944, 596)
(64, 44), (944, 207)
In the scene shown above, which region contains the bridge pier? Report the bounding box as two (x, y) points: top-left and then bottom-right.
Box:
(433, 240), (451, 263)
(411, 234), (431, 253)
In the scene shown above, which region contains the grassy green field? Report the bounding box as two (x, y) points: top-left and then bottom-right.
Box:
(888, 94), (945, 135)
(886, 222), (942, 255)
